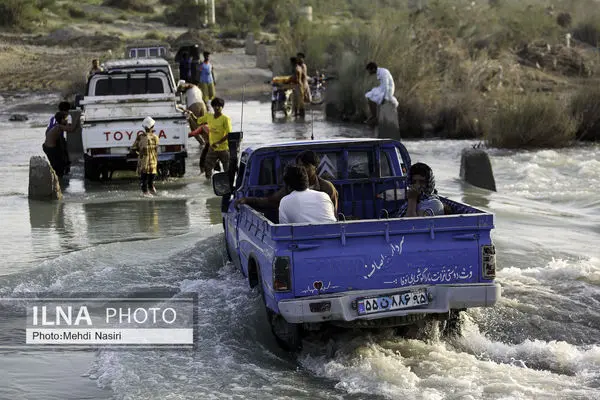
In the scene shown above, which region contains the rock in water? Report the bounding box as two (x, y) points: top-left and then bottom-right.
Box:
(376, 103), (401, 140)
(460, 148), (497, 191)
(9, 114), (28, 122)
(28, 156), (62, 200)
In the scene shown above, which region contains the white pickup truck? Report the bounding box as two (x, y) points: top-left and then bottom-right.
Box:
(78, 58), (188, 181)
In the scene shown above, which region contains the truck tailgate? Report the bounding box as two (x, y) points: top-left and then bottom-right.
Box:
(287, 216), (492, 297)
(82, 119), (188, 149)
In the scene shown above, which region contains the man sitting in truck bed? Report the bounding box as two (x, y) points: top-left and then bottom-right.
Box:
(234, 150), (338, 212)
(279, 165), (337, 224)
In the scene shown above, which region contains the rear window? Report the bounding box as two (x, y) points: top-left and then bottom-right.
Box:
(277, 151), (343, 184)
(258, 157), (276, 185)
(347, 151), (375, 179)
(93, 76), (165, 95)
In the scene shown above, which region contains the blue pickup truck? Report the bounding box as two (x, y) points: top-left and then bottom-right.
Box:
(212, 136), (501, 350)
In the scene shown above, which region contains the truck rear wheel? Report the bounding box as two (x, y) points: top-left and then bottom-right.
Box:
(440, 309), (464, 338)
(256, 264), (302, 351)
(84, 159), (100, 181)
(169, 160), (185, 178)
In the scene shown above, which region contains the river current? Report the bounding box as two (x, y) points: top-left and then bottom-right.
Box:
(0, 95), (598, 400)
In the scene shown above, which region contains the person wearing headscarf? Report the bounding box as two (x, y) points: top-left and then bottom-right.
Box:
(132, 116), (159, 196)
(395, 162), (444, 217)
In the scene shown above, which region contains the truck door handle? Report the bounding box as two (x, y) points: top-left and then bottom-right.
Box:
(288, 243), (321, 251)
(452, 234), (479, 240)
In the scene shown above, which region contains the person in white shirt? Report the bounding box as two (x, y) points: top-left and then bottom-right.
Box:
(177, 80), (207, 131)
(365, 61), (399, 126)
(279, 165), (337, 224)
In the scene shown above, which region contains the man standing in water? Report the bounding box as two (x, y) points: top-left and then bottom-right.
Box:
(132, 117), (159, 196)
(296, 52), (312, 104)
(43, 112), (69, 178)
(292, 57), (306, 117)
(365, 61), (399, 126)
(178, 80), (207, 131)
(194, 97), (231, 179)
(46, 101), (73, 175)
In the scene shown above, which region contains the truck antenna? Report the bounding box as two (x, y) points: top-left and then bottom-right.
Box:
(240, 84), (245, 132)
(311, 108), (314, 140)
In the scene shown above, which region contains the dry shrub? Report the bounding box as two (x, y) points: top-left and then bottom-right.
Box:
(572, 21), (600, 47)
(67, 6), (86, 19)
(102, 0), (153, 14)
(557, 12), (572, 28)
(0, 0), (43, 29)
(396, 98), (429, 138)
(434, 92), (483, 139)
(570, 86), (600, 141)
(485, 94), (576, 148)
(144, 31), (164, 40)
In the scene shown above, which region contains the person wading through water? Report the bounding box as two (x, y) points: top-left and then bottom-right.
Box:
(132, 117), (159, 196)
(43, 111), (69, 178)
(192, 97), (232, 179)
(296, 52), (312, 104)
(46, 101), (73, 175)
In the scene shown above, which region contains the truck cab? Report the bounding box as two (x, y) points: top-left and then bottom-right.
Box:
(80, 58), (188, 181)
(213, 137), (501, 350)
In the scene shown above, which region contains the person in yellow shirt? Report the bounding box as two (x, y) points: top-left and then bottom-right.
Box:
(195, 97), (232, 179)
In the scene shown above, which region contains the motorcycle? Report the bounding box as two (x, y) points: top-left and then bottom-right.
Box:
(269, 77), (294, 120)
(309, 73), (333, 105)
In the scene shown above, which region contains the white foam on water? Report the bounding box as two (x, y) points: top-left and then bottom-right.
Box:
(500, 257), (600, 287)
(298, 319), (600, 400)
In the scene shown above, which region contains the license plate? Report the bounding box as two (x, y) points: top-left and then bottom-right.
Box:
(357, 289), (429, 315)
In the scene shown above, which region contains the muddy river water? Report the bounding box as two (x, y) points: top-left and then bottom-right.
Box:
(0, 97), (599, 399)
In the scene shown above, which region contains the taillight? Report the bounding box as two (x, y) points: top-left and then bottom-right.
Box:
(273, 257), (291, 292)
(482, 244), (496, 279)
(90, 148), (110, 155)
(165, 145), (183, 152)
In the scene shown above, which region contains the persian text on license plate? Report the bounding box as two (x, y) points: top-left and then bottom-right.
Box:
(357, 289), (429, 315)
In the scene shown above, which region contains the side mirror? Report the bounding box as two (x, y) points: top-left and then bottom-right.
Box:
(212, 172), (232, 196)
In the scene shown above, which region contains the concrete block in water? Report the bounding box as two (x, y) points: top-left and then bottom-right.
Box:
(460, 147), (497, 191)
(245, 33), (256, 56)
(28, 156), (62, 200)
(376, 102), (401, 140)
(256, 44), (269, 69)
